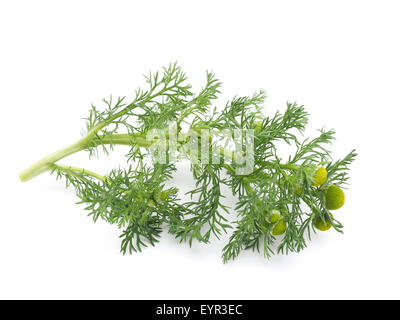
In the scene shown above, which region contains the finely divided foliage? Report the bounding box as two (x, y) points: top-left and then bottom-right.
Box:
(20, 63), (356, 262)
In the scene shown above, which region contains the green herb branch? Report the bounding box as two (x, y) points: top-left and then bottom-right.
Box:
(19, 63), (356, 262)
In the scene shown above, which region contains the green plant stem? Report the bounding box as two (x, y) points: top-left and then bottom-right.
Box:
(18, 133), (139, 182)
(18, 81), (180, 182)
(259, 161), (299, 171)
(19, 138), (89, 182)
(54, 164), (106, 182)
(19, 131), (300, 183)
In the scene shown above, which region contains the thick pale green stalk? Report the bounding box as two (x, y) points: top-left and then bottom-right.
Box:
(19, 137), (89, 182)
(18, 133), (144, 182)
(19, 129), (300, 182)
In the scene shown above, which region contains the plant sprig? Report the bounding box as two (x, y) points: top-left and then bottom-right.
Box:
(19, 63), (356, 262)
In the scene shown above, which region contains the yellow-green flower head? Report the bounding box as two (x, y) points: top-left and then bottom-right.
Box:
(253, 121), (262, 135)
(272, 218), (287, 236)
(294, 186), (302, 195)
(325, 185), (345, 210)
(147, 199), (156, 208)
(313, 215), (332, 231)
(268, 209), (281, 223)
(153, 189), (167, 204)
(313, 167), (328, 186)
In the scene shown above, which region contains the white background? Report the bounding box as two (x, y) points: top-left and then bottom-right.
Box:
(1, 0), (399, 300)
